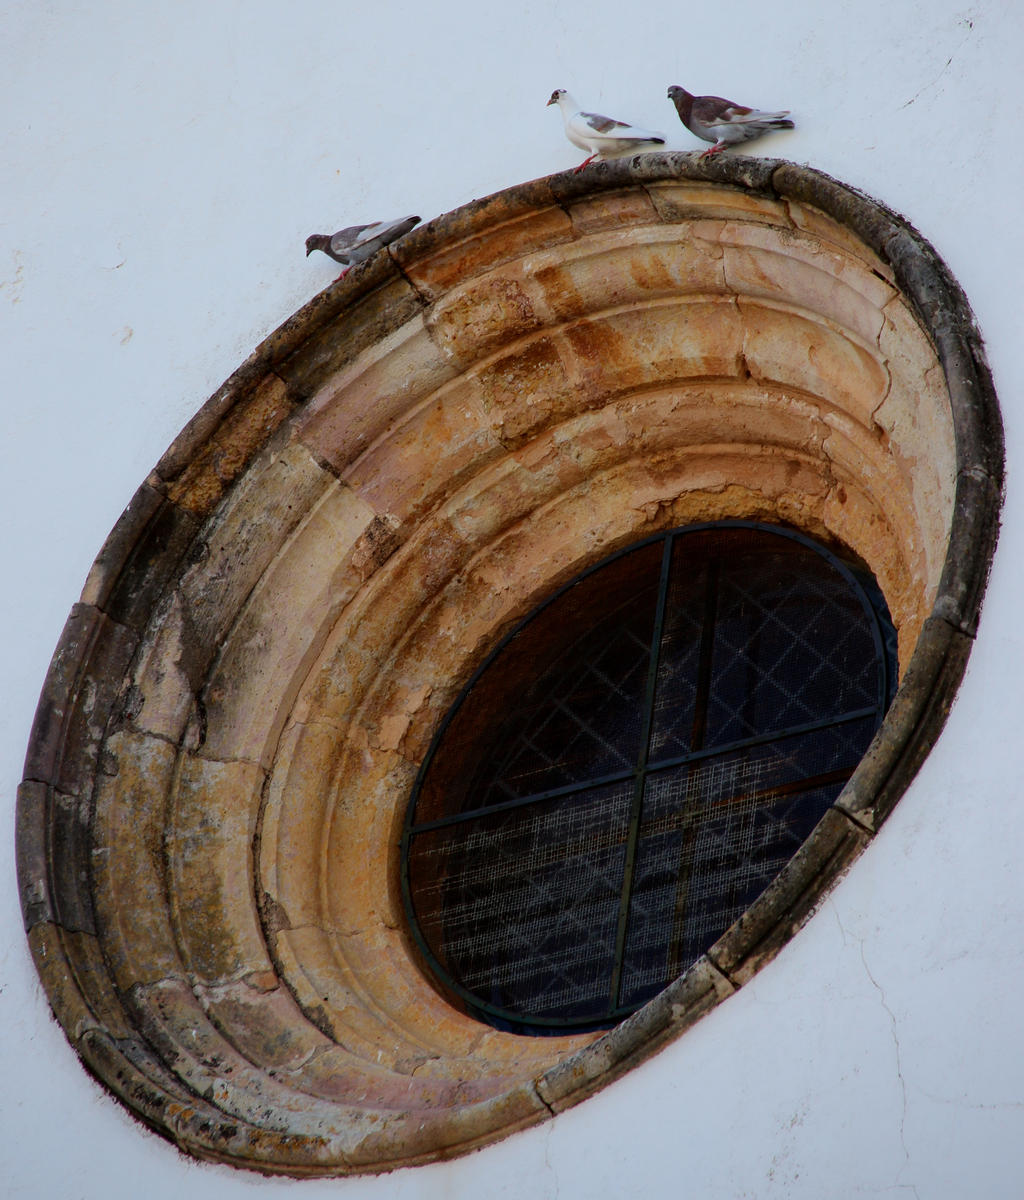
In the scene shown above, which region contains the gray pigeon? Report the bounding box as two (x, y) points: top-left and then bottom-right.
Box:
(667, 85), (794, 158)
(547, 89), (665, 172)
(305, 214), (420, 276)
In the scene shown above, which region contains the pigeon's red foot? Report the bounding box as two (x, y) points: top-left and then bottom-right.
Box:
(700, 144), (726, 160)
(335, 268), (350, 281)
(573, 154), (597, 173)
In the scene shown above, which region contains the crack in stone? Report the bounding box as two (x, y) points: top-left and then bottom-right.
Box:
(278, 713), (347, 743)
(871, 297), (901, 426)
(387, 248), (432, 307)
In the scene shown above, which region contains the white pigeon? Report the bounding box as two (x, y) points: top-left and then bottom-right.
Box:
(305, 215), (420, 277)
(547, 89), (665, 172)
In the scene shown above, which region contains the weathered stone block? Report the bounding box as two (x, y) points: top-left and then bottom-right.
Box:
(179, 440), (334, 651)
(15, 780), (52, 929)
(876, 297), (956, 584)
(934, 469), (1002, 637)
(193, 976), (332, 1074)
(167, 754), (270, 983)
(121, 591), (199, 743)
(80, 481), (200, 633)
(91, 730), (183, 989)
(295, 313), (459, 475)
(785, 198), (895, 277)
(740, 299), (888, 426)
(28, 923), (136, 1042)
(563, 297), (746, 404)
(566, 186), (661, 234)
(529, 227), (728, 323)
(721, 221), (895, 346)
(128, 976), (342, 1136)
(644, 178), (789, 225)
(258, 722), (336, 931)
(23, 603), (137, 797)
(342, 384), (503, 523)
(164, 374), (295, 516)
(200, 480), (377, 766)
(395, 203), (573, 300)
(771, 162), (902, 258)
(838, 616), (974, 830)
(426, 271), (544, 367)
(465, 333), (580, 446)
(342, 1082), (549, 1169)
(275, 273), (425, 401)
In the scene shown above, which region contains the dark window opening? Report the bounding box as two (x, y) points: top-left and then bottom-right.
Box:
(401, 523), (897, 1034)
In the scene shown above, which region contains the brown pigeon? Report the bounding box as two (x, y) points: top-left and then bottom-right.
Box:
(667, 85), (794, 158)
(305, 215), (420, 278)
(547, 89), (665, 172)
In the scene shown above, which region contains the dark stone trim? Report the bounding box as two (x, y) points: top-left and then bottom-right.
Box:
(536, 956), (735, 1113)
(838, 617), (976, 831)
(82, 482), (201, 634)
(22, 603), (138, 794)
(706, 808), (871, 984)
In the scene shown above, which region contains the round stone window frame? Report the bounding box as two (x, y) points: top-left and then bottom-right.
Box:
(17, 155), (1002, 1177)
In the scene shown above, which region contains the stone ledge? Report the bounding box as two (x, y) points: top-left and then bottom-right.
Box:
(706, 808), (871, 983)
(838, 616), (976, 831)
(536, 957), (735, 1113)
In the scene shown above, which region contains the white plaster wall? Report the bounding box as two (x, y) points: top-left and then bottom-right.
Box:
(2, 2), (1022, 1195)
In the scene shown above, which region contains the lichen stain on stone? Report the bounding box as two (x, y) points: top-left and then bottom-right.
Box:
(164, 376), (293, 516)
(529, 261), (592, 322)
(429, 275), (540, 364)
(475, 337), (575, 444)
(350, 514), (402, 580)
(626, 250), (676, 292)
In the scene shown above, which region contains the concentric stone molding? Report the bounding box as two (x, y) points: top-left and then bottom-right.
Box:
(17, 155), (1002, 1176)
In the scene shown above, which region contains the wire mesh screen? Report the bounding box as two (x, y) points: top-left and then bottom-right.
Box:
(408, 783), (633, 1024)
(402, 523), (897, 1033)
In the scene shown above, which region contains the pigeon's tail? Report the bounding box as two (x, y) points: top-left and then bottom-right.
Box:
(752, 112), (794, 129)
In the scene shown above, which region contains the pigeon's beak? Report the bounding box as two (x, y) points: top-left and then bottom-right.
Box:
(546, 97), (556, 106)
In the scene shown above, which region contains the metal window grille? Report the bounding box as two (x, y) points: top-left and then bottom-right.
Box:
(401, 523), (897, 1034)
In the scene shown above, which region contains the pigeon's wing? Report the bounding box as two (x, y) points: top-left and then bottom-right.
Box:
(348, 214), (420, 252)
(377, 214), (421, 241)
(692, 95), (790, 128)
(328, 223), (377, 256)
(690, 95), (750, 126)
(578, 109), (634, 134)
(573, 109), (663, 144)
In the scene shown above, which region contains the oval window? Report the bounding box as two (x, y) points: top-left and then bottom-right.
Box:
(402, 522), (897, 1033)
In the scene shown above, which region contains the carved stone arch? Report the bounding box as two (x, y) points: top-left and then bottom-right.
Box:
(18, 156), (1002, 1175)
